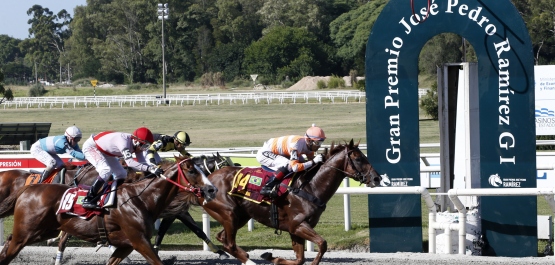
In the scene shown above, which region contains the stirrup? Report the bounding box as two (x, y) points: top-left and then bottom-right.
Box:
(82, 200), (100, 209)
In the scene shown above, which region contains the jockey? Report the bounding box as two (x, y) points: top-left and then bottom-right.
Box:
(144, 131), (192, 166)
(256, 124), (326, 197)
(30, 126), (85, 183)
(81, 127), (163, 209)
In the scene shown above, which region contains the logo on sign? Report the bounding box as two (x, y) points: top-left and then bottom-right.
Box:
(488, 173), (503, 187)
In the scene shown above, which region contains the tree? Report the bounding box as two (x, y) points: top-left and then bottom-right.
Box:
(420, 82), (438, 120)
(19, 5), (73, 83)
(243, 26), (331, 83)
(0, 70), (15, 105)
(329, 0), (388, 73)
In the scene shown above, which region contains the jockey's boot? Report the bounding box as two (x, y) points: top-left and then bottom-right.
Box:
(260, 167), (287, 197)
(38, 168), (53, 183)
(82, 178), (106, 209)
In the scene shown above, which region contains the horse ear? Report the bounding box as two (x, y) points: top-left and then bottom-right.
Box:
(349, 139), (354, 147)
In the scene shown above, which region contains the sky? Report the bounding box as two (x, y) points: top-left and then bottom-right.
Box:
(0, 0), (87, 40)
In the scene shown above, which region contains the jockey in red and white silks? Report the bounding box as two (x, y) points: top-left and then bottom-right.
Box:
(82, 131), (151, 182)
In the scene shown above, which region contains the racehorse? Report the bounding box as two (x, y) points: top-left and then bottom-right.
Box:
(0, 156), (217, 265)
(153, 153), (237, 257)
(50, 153), (235, 262)
(200, 140), (381, 265)
(0, 161), (83, 218)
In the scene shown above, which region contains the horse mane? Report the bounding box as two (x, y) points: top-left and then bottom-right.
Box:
(325, 139), (357, 159)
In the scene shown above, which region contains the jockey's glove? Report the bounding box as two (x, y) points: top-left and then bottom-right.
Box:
(148, 166), (164, 176)
(152, 141), (163, 151)
(313, 154), (324, 164)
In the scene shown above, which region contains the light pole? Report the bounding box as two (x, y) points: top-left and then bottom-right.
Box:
(157, 3), (169, 103)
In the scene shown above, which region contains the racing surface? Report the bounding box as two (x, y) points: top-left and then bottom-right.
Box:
(6, 246), (555, 265)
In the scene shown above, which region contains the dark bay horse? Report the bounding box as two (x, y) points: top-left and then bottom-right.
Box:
(200, 140), (381, 265)
(0, 156), (217, 265)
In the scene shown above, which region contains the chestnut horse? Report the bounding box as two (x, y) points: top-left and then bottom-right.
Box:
(0, 156), (217, 265)
(0, 162), (84, 218)
(50, 154), (233, 263)
(200, 140), (381, 265)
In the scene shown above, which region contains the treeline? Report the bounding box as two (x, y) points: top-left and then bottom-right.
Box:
(0, 0), (554, 87)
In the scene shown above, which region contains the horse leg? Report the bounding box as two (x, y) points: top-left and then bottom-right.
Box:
(211, 220), (252, 264)
(0, 234), (23, 265)
(46, 230), (64, 246)
(177, 211), (229, 259)
(262, 233), (306, 265)
(105, 246), (133, 265)
(54, 231), (71, 265)
(153, 216), (176, 254)
(291, 222), (327, 265)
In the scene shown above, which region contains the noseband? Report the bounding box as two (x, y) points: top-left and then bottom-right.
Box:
(325, 147), (369, 184)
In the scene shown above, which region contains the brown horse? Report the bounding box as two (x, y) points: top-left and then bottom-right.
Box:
(50, 154), (233, 263)
(0, 161), (84, 218)
(0, 156), (217, 265)
(200, 140), (381, 265)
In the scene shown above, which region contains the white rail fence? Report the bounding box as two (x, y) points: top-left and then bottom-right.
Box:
(2, 91), (365, 109)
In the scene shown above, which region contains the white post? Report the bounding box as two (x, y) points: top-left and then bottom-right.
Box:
(202, 211), (210, 251)
(0, 218), (3, 245)
(343, 178), (351, 231)
(248, 219), (254, 231)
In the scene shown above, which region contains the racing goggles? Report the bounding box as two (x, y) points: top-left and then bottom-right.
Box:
(308, 139), (324, 146)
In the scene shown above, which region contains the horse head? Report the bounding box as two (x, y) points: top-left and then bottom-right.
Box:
(165, 156), (218, 204)
(325, 139), (381, 187)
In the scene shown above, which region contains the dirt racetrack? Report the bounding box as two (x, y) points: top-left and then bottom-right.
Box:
(6, 246), (555, 265)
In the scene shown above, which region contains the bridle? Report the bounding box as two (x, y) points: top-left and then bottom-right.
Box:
(161, 158), (203, 197)
(322, 147), (370, 185)
(203, 155), (230, 174)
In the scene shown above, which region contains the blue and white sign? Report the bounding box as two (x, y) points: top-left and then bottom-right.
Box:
(535, 65), (555, 135)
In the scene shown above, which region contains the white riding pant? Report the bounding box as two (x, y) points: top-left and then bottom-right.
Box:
(30, 142), (63, 171)
(256, 148), (290, 171)
(82, 136), (127, 181)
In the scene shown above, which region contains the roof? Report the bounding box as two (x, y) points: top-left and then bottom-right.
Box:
(0, 123), (52, 145)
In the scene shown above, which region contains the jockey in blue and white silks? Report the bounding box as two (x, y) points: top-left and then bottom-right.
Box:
(30, 126), (85, 182)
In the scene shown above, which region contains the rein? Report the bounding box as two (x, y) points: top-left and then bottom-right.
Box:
(160, 159), (203, 197)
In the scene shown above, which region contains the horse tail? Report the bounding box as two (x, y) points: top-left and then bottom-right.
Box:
(0, 185), (31, 218)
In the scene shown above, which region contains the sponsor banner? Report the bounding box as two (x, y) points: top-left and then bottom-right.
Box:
(0, 157), (87, 170)
(535, 65), (555, 135)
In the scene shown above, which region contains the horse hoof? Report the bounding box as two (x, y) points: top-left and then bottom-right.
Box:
(260, 252), (273, 260)
(218, 251), (229, 259)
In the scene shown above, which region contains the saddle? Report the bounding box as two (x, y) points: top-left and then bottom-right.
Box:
(25, 168), (64, 185)
(56, 182), (118, 219)
(228, 167), (295, 204)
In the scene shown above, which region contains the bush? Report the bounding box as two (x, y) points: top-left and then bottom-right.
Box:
(355, 79), (365, 91)
(228, 77), (252, 88)
(281, 80), (294, 89)
(328, 75), (345, 89)
(28, 83), (46, 97)
(126, 84), (142, 91)
(200, 72), (225, 87)
(317, 80), (327, 89)
(419, 82), (438, 120)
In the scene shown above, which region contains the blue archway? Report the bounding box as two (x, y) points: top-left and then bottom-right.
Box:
(366, 0), (536, 256)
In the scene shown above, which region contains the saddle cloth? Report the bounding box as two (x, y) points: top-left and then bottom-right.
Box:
(56, 187), (109, 219)
(228, 167), (293, 204)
